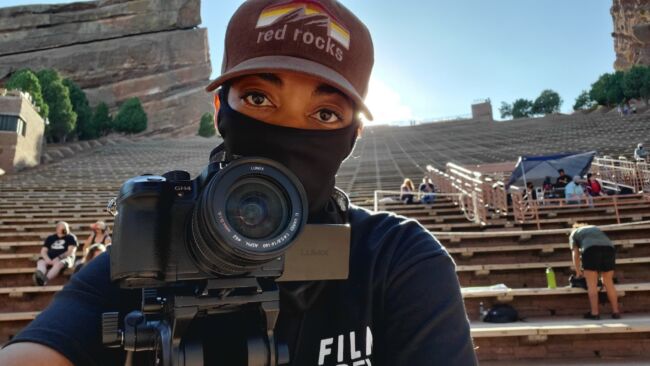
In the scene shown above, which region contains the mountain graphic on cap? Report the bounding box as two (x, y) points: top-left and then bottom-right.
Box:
(256, 0), (350, 49)
(205, 0), (374, 120)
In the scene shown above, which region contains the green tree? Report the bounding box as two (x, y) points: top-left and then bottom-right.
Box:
(92, 102), (113, 136)
(36, 69), (60, 88)
(573, 90), (595, 111)
(641, 68), (650, 105)
(37, 69), (76, 142)
(499, 102), (512, 119)
(623, 65), (647, 100)
(6, 69), (49, 119)
(197, 112), (216, 137)
(532, 89), (562, 115)
(511, 98), (534, 119)
(589, 73), (610, 106)
(114, 98), (147, 133)
(606, 71), (625, 106)
(63, 78), (94, 140)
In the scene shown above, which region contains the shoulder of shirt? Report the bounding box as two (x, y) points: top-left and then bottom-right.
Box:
(348, 204), (448, 256)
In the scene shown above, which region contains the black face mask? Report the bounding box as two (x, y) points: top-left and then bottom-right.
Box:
(217, 88), (359, 217)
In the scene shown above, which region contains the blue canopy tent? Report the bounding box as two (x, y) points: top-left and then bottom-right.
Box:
(506, 151), (597, 189)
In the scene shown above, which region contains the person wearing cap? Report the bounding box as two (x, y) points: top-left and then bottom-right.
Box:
(565, 175), (587, 205)
(32, 221), (78, 286)
(0, 1), (476, 365)
(634, 143), (647, 161)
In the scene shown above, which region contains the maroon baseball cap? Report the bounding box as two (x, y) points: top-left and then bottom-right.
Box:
(205, 0), (374, 120)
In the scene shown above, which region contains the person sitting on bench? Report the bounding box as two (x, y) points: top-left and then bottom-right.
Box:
(33, 221), (78, 286)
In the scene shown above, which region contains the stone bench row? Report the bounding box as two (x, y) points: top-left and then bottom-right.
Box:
(40, 136), (131, 165)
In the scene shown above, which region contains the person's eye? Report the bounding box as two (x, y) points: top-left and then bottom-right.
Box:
(242, 92), (273, 107)
(311, 108), (342, 124)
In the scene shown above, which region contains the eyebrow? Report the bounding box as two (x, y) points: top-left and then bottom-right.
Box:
(250, 73), (350, 101)
(314, 84), (349, 101)
(255, 73), (283, 86)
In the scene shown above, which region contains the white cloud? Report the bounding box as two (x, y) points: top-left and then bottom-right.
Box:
(361, 77), (414, 125)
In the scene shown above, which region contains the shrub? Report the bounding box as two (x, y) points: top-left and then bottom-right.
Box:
(92, 102), (113, 137)
(198, 112), (216, 137)
(113, 98), (147, 133)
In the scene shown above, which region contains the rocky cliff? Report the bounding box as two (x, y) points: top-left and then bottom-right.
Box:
(0, 0), (212, 133)
(611, 0), (650, 70)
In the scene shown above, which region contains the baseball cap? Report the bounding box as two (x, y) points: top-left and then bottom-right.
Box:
(205, 0), (374, 120)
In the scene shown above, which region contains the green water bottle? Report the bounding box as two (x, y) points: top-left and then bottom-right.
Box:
(546, 267), (557, 289)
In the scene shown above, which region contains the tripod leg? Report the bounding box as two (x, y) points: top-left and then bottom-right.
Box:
(179, 338), (204, 366)
(247, 336), (269, 366)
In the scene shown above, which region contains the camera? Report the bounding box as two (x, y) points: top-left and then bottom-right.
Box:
(105, 157), (351, 365)
(110, 157), (311, 287)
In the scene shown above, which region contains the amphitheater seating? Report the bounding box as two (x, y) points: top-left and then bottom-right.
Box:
(2, 111), (650, 363)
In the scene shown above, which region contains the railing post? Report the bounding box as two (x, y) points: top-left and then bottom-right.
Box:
(471, 191), (480, 224)
(374, 190), (379, 212)
(533, 200), (541, 230)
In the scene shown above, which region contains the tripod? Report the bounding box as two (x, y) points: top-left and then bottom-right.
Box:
(103, 278), (290, 366)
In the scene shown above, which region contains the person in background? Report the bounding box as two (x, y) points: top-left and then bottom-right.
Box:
(33, 221), (78, 286)
(524, 181), (537, 201)
(564, 176), (586, 204)
(400, 178), (416, 204)
(555, 169), (571, 198)
(570, 223), (620, 320)
(419, 176), (436, 204)
(634, 143), (647, 162)
(585, 173), (605, 197)
(542, 176), (556, 199)
(82, 220), (111, 255)
(555, 169), (570, 188)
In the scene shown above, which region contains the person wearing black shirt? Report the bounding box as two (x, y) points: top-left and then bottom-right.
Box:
(33, 221), (78, 286)
(555, 169), (571, 199)
(555, 169), (570, 188)
(0, 1), (477, 365)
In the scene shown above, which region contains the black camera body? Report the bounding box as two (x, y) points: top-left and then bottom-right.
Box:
(105, 157), (351, 365)
(110, 158), (308, 288)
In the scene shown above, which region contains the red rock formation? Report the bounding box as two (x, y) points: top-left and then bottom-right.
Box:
(0, 0), (212, 133)
(611, 0), (650, 70)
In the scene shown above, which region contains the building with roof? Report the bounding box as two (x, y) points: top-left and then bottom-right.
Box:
(0, 89), (45, 174)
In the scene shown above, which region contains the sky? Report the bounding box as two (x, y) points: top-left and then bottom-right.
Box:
(1, 0), (615, 124)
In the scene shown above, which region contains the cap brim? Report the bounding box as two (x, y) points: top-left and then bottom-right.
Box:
(205, 55), (373, 121)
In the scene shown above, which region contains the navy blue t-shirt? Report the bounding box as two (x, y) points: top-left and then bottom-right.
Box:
(9, 205), (477, 365)
(43, 234), (78, 259)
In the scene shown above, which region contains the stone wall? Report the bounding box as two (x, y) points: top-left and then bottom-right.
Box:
(0, 0), (213, 133)
(611, 0), (650, 70)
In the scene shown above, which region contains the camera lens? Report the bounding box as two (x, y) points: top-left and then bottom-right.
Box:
(225, 179), (289, 239)
(189, 158), (307, 276)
